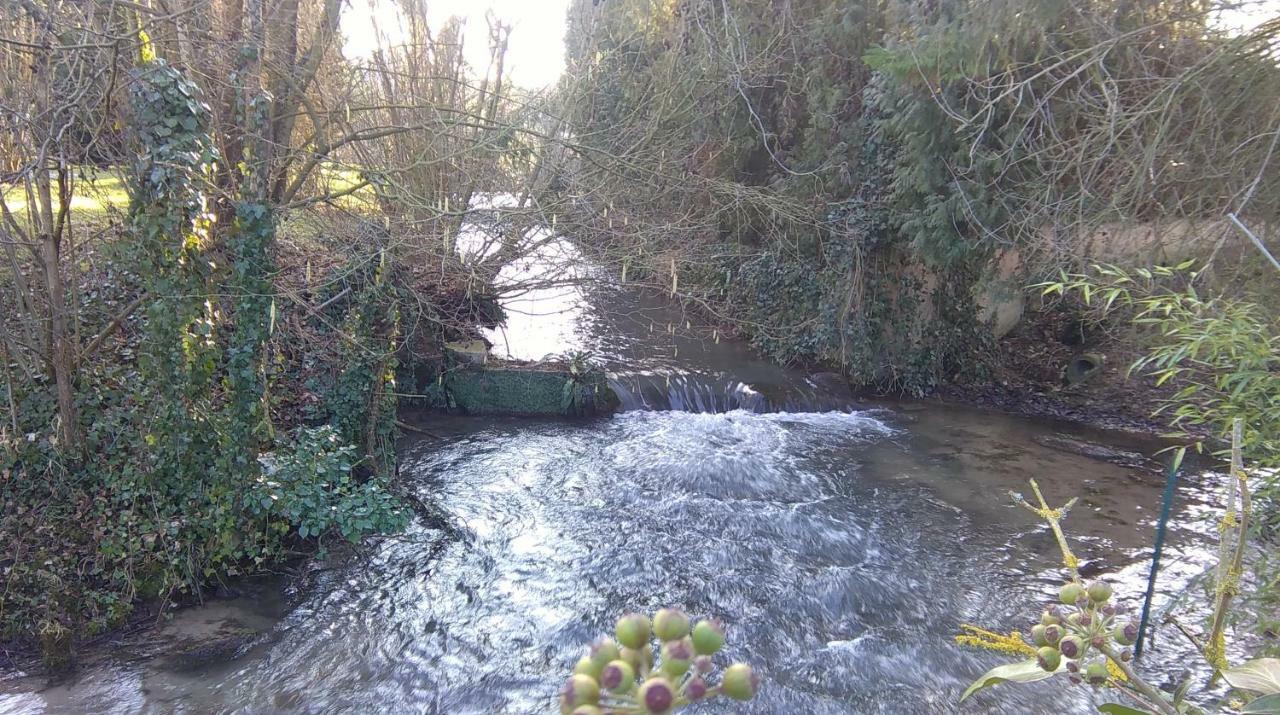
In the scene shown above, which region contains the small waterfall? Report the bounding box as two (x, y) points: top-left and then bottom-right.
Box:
(608, 372), (856, 413)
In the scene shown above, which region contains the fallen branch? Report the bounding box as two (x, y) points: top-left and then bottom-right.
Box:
(394, 419), (443, 440)
(79, 294), (145, 365)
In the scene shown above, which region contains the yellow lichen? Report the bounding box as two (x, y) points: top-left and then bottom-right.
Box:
(1205, 630), (1228, 671)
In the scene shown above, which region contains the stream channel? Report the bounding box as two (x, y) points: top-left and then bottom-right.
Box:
(1, 244), (1233, 714)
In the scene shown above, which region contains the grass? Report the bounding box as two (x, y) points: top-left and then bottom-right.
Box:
(1, 167), (129, 224)
(2, 163), (378, 225)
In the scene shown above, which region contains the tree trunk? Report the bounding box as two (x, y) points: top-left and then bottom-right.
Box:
(39, 226), (80, 450)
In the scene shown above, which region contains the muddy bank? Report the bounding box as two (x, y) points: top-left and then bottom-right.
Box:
(0, 550), (349, 685)
(935, 381), (1179, 439)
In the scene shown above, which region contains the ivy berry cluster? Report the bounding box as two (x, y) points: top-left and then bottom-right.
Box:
(561, 608), (760, 714)
(1033, 580), (1138, 686)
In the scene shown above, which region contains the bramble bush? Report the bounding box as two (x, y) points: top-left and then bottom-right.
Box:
(252, 426), (408, 543)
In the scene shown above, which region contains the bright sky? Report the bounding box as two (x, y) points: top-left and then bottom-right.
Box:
(341, 0), (1278, 88)
(1215, 0), (1280, 32)
(342, 0), (571, 89)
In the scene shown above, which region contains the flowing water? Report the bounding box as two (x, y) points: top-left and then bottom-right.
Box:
(1, 258), (1233, 714)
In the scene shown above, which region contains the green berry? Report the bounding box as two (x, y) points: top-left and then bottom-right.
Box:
(722, 663), (760, 701)
(1059, 582), (1084, 605)
(619, 646), (650, 672)
(1113, 622), (1137, 646)
(574, 655), (602, 680)
(1058, 635), (1083, 659)
(1085, 660), (1108, 685)
(1037, 646), (1061, 672)
(1087, 581), (1113, 603)
(636, 677), (675, 714)
(685, 676), (709, 701)
(600, 660), (635, 693)
(691, 619), (726, 655)
(1031, 624), (1048, 647)
(589, 639), (621, 670)
(659, 638), (693, 677)
(1040, 608), (1061, 626)
(616, 613), (651, 650)
(562, 674), (599, 707)
(1044, 624), (1062, 645)
(653, 608), (690, 642)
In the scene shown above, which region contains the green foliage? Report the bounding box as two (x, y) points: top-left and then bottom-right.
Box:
(252, 426), (409, 543)
(961, 479), (1277, 714)
(561, 0), (997, 394)
(129, 58), (221, 494)
(562, 0), (1279, 401)
(223, 199), (277, 463)
(324, 268), (400, 476)
(959, 659), (1058, 703)
(720, 103), (991, 394)
(1040, 264), (1280, 531)
(1, 58), (407, 662)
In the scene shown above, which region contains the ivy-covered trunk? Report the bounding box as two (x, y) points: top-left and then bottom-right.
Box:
(222, 0), (276, 474)
(129, 56), (221, 492)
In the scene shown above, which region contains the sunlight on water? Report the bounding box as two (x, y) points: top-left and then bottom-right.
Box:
(1, 403), (1230, 714)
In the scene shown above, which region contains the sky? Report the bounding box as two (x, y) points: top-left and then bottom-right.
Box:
(342, 0), (572, 89)
(1215, 0), (1280, 32)
(340, 0), (1279, 90)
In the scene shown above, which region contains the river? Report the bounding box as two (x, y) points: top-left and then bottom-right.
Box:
(0, 249), (1232, 714)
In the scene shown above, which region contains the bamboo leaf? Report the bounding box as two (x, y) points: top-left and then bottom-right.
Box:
(1098, 704), (1155, 715)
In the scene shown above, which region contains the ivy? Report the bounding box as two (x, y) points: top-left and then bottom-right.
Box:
(0, 55), (412, 658)
(128, 58), (221, 497)
(223, 199), (276, 464)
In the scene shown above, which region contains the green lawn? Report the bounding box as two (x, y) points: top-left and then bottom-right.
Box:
(1, 168), (129, 226)
(2, 164), (381, 221)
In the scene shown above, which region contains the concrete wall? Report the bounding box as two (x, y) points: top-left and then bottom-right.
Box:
(975, 218), (1277, 337)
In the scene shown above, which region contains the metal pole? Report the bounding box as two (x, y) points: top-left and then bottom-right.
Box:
(1135, 460), (1180, 658)
(1228, 213), (1280, 274)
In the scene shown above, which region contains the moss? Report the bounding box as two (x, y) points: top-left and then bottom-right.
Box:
(444, 365), (617, 417)
(38, 620), (73, 672)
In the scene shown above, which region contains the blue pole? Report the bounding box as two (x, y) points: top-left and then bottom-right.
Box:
(1135, 459), (1180, 658)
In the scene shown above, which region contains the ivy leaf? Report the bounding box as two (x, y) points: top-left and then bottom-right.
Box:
(959, 659), (1054, 702)
(1224, 659), (1280, 695)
